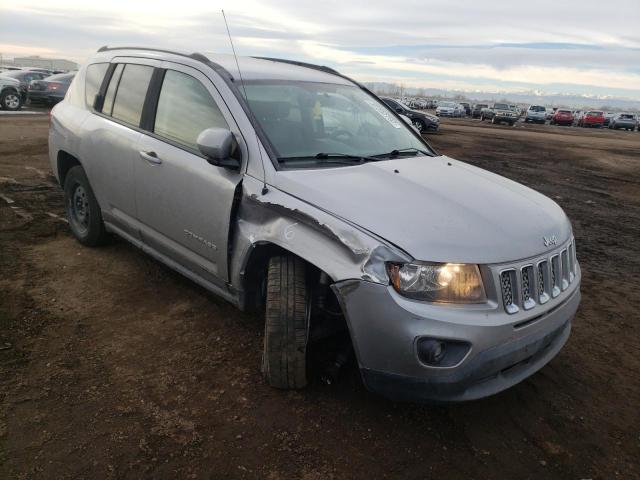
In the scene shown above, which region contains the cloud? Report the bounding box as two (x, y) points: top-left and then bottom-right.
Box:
(0, 0), (639, 98)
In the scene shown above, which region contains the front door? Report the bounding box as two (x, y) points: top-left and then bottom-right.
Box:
(134, 64), (243, 287)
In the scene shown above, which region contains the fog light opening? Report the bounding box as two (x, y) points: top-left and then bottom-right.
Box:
(419, 339), (446, 365)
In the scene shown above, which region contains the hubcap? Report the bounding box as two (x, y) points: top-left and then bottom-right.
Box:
(70, 184), (90, 234)
(412, 120), (423, 132)
(4, 94), (19, 109)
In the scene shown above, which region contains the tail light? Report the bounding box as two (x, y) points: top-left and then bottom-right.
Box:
(46, 82), (63, 91)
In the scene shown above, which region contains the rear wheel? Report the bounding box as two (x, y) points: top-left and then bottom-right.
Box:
(63, 166), (109, 246)
(263, 255), (310, 389)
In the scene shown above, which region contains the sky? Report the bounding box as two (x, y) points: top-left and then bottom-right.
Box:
(1, 0), (639, 99)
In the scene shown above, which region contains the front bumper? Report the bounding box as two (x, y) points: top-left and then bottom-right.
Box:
(494, 115), (517, 122)
(333, 271), (580, 402)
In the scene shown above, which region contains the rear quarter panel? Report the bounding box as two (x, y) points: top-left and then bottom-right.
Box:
(48, 66), (90, 183)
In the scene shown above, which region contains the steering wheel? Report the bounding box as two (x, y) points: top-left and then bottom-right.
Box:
(329, 129), (354, 141)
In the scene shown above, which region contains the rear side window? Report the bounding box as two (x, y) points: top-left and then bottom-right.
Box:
(102, 64), (124, 115)
(111, 64), (154, 126)
(153, 70), (228, 149)
(85, 63), (108, 108)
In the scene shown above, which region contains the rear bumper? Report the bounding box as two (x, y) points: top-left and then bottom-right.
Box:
(28, 92), (64, 104)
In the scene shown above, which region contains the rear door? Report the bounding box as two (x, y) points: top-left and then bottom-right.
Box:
(134, 62), (245, 286)
(79, 59), (158, 240)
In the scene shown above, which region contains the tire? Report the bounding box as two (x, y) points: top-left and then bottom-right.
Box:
(0, 90), (22, 111)
(480, 115), (484, 121)
(412, 119), (425, 133)
(263, 255), (310, 389)
(63, 165), (109, 246)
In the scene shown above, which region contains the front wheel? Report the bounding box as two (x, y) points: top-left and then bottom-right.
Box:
(0, 90), (22, 111)
(412, 119), (425, 133)
(263, 255), (310, 389)
(63, 166), (109, 246)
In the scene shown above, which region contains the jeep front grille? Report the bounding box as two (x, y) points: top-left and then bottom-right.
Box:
(500, 270), (518, 314)
(500, 238), (577, 314)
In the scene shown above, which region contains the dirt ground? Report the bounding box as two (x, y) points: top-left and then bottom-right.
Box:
(1, 115), (639, 479)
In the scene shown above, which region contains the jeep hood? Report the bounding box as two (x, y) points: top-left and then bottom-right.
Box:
(274, 156), (571, 264)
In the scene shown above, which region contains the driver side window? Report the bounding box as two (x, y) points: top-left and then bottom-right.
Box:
(153, 70), (228, 150)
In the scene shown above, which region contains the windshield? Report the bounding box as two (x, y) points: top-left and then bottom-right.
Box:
(529, 105), (546, 112)
(244, 81), (432, 167)
(494, 103), (509, 110)
(439, 102), (457, 107)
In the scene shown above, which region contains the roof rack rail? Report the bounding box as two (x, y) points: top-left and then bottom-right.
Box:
(252, 56), (340, 76)
(96, 46), (211, 65)
(252, 56), (365, 89)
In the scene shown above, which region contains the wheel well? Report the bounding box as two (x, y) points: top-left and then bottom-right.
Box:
(57, 151), (81, 186)
(1, 86), (20, 95)
(241, 242), (337, 313)
(241, 242), (352, 361)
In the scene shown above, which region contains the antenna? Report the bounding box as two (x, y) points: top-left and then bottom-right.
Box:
(222, 10), (269, 195)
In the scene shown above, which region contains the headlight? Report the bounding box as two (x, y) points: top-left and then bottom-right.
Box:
(386, 262), (486, 304)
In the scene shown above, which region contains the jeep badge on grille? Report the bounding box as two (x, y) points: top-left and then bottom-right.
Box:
(543, 235), (558, 247)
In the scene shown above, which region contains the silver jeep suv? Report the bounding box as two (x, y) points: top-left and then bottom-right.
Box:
(49, 47), (581, 402)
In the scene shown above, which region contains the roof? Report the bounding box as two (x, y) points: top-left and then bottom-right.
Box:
(93, 47), (354, 86)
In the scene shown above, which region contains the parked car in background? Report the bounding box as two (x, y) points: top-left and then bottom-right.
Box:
(609, 113), (637, 131)
(578, 111), (606, 128)
(603, 112), (615, 127)
(28, 72), (76, 106)
(472, 103), (488, 118)
(381, 97), (439, 133)
(524, 105), (547, 124)
(0, 69), (49, 110)
(0, 76), (23, 111)
(435, 101), (463, 117)
(459, 102), (471, 116)
(480, 103), (518, 126)
(550, 109), (575, 126)
(49, 47), (581, 402)
(545, 108), (557, 121)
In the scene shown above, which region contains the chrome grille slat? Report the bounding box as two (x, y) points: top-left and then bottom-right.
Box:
(551, 255), (561, 298)
(500, 270), (519, 314)
(499, 237), (577, 313)
(561, 249), (569, 290)
(521, 265), (536, 310)
(537, 260), (550, 304)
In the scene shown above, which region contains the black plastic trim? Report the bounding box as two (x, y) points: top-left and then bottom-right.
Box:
(140, 68), (165, 132)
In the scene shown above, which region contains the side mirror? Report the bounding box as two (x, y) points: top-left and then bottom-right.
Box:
(197, 128), (240, 169)
(395, 107), (403, 113)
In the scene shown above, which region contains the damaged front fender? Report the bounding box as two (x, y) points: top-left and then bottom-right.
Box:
(229, 175), (411, 292)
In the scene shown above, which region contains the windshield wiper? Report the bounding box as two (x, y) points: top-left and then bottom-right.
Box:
(278, 152), (382, 164)
(373, 147), (432, 158)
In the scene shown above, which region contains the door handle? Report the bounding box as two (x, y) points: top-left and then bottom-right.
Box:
(139, 150), (162, 165)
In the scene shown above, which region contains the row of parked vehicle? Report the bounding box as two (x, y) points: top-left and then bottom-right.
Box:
(394, 96), (639, 132)
(529, 106), (638, 131)
(0, 67), (76, 111)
